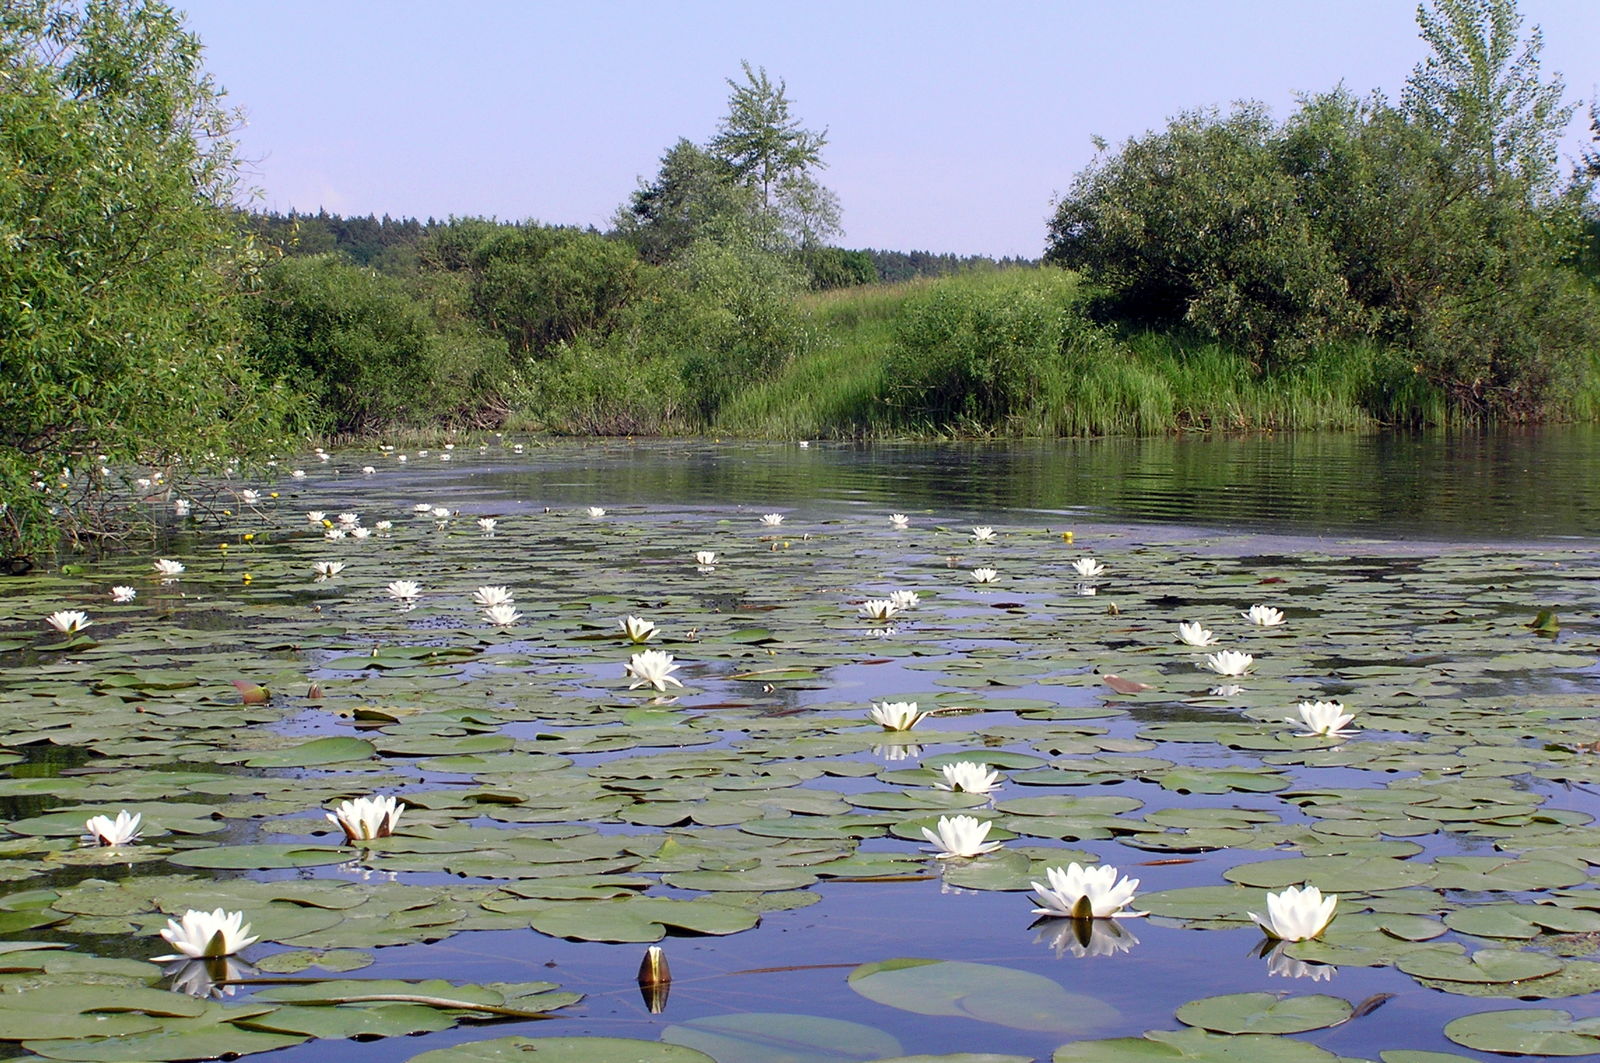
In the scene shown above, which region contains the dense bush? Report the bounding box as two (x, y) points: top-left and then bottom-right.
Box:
(883, 269), (1085, 430)
(1048, 49), (1600, 419)
(244, 256), (506, 433)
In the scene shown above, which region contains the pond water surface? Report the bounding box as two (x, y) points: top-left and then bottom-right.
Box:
(2, 430), (1599, 1063)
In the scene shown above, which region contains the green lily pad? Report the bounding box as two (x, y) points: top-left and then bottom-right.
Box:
(1174, 993), (1352, 1035)
(849, 957), (1117, 1034)
(1444, 1009), (1600, 1056)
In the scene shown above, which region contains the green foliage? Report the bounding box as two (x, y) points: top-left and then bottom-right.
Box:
(614, 140), (758, 264)
(1046, 0), (1600, 421)
(460, 225), (646, 358)
(510, 336), (690, 436)
(884, 269), (1087, 430)
(800, 246), (877, 290)
(1403, 0), (1571, 196)
(1049, 105), (1357, 365)
(244, 256), (506, 433)
(709, 61), (837, 248)
(0, 0), (305, 559)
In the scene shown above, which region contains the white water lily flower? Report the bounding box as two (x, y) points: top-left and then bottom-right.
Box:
(239, 490), (261, 506)
(306, 511), (327, 524)
(626, 649), (684, 692)
(1202, 650), (1254, 677)
(483, 604), (522, 627)
(397, 454), (408, 462)
(869, 700), (927, 731)
(472, 586), (514, 607)
(291, 469), (306, 479)
(971, 526), (996, 543)
(889, 514), (910, 529)
(412, 503), (433, 514)
(374, 520), (393, 535)
(172, 499), (191, 516)
(337, 512), (360, 527)
(45, 610), (91, 634)
(350, 527), (372, 539)
(760, 513), (784, 526)
(971, 567), (999, 584)
(1289, 700), (1358, 737)
(110, 586), (137, 603)
(1030, 863), (1143, 919)
(1250, 885), (1338, 941)
(84, 810), (142, 846)
(587, 506), (607, 518)
(922, 814), (1002, 858)
(430, 506), (451, 520)
(477, 517), (497, 534)
(386, 580), (422, 602)
(323, 527), (346, 540)
(934, 762), (1001, 794)
(156, 909), (259, 960)
(693, 550), (717, 566)
(153, 559), (185, 577)
(857, 598), (899, 622)
(326, 794), (404, 843)
(311, 561), (345, 581)
(619, 615), (659, 643)
(888, 590), (920, 611)
(362, 466), (376, 475)
(1243, 604), (1286, 627)
(1071, 557), (1105, 578)
(1176, 621), (1218, 647)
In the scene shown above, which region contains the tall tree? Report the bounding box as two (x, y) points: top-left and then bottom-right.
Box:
(708, 61), (839, 248)
(1401, 0), (1572, 196)
(0, 0), (303, 559)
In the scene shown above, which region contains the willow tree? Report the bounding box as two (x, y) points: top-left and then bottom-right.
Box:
(0, 0), (301, 562)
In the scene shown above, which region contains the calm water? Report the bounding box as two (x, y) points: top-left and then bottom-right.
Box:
(9, 427), (1600, 1063)
(413, 427), (1600, 545)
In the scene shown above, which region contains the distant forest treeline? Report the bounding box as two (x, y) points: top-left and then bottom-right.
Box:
(244, 209), (1036, 287)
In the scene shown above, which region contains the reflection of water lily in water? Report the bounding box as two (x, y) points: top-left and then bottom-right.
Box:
(1033, 916), (1141, 959)
(1261, 940), (1337, 981)
(164, 955), (252, 999)
(873, 742), (923, 762)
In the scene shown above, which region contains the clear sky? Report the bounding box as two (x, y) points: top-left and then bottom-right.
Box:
(176, 0), (1600, 259)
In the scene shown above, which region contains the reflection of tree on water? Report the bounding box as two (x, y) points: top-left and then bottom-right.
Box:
(473, 431), (1600, 540)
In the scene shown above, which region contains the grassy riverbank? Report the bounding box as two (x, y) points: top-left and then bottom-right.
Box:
(511, 268), (1598, 439)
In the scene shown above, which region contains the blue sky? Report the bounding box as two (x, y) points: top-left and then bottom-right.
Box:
(179, 1), (1600, 258)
